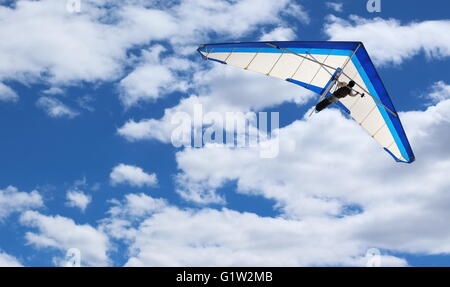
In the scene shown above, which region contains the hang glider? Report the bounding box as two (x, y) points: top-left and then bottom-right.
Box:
(197, 41), (415, 163)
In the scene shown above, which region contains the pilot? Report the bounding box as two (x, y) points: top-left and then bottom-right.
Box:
(315, 80), (362, 112)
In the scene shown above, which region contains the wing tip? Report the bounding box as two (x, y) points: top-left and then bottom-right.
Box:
(384, 147), (415, 164)
(196, 45), (207, 60)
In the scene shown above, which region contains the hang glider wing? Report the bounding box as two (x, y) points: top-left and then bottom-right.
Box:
(197, 41), (415, 163)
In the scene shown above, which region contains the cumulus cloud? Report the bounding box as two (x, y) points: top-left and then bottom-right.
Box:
(168, 0), (307, 45)
(36, 96), (79, 118)
(20, 211), (110, 266)
(110, 164), (158, 188)
(0, 186), (43, 220)
(119, 45), (191, 107)
(325, 16), (450, 65)
(0, 0), (179, 85)
(0, 0), (313, 126)
(0, 0), (307, 86)
(0, 0), (310, 119)
(107, 193), (167, 219)
(0, 0), (125, 84)
(101, 194), (407, 267)
(66, 190), (91, 212)
(167, 82), (450, 259)
(117, 96), (206, 143)
(0, 82), (18, 102)
(84, 80), (448, 266)
(9, 0), (450, 268)
(117, 117), (163, 142)
(175, 173), (226, 205)
(193, 64), (315, 111)
(0, 251), (23, 267)
(117, 64), (314, 143)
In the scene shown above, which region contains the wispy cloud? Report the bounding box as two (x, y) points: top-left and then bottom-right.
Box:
(260, 27), (296, 41)
(36, 97), (78, 119)
(0, 83), (18, 102)
(426, 81), (450, 103)
(326, 2), (344, 13)
(0, 252), (23, 267)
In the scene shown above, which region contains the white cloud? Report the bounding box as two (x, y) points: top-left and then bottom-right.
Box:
(117, 64), (314, 143)
(20, 210), (110, 266)
(283, 2), (310, 24)
(325, 16), (450, 65)
(36, 96), (79, 118)
(168, 0), (307, 45)
(169, 82), (450, 258)
(0, 0), (174, 85)
(76, 95), (95, 112)
(426, 81), (450, 104)
(0, 0), (126, 84)
(101, 194), (407, 267)
(0, 0), (310, 118)
(0, 251), (23, 267)
(116, 0), (308, 106)
(326, 2), (343, 13)
(175, 173), (226, 205)
(119, 45), (190, 107)
(107, 193), (167, 219)
(0, 186), (43, 220)
(260, 27), (296, 41)
(42, 87), (64, 95)
(101, 193), (168, 242)
(193, 64), (314, 111)
(117, 117), (164, 142)
(110, 164), (158, 188)
(0, 0), (307, 86)
(66, 190), (91, 212)
(0, 82), (18, 102)
(117, 96), (206, 143)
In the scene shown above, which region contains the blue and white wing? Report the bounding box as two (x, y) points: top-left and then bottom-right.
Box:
(197, 41), (415, 163)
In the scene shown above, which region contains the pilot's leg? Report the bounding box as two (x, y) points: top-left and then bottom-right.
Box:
(315, 97), (333, 112)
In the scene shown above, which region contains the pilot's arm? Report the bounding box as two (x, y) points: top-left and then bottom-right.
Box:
(336, 81), (347, 88)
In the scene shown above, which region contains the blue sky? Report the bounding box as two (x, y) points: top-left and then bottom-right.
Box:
(0, 0), (450, 267)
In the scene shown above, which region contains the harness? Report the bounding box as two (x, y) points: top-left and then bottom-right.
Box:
(333, 86), (352, 99)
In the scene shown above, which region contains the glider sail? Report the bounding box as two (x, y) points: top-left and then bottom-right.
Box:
(197, 41), (415, 163)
